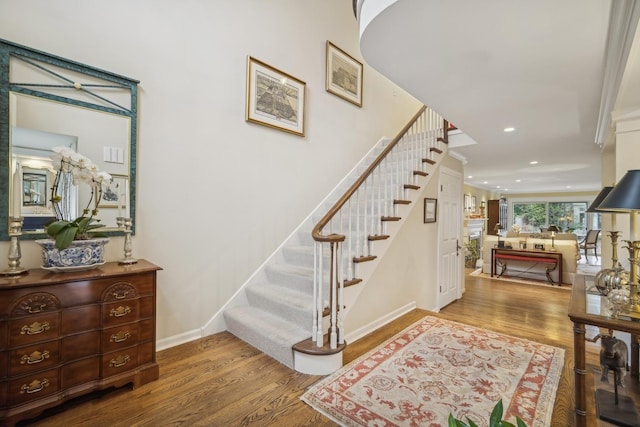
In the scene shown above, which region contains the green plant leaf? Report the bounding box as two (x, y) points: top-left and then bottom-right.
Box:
(447, 414), (468, 427)
(500, 421), (516, 427)
(516, 418), (527, 427)
(466, 418), (479, 427)
(45, 220), (71, 236)
(489, 400), (504, 427)
(55, 225), (78, 249)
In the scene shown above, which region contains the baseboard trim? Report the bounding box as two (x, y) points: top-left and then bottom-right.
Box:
(156, 328), (202, 352)
(344, 301), (417, 344)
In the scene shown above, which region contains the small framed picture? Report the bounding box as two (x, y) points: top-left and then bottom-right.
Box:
(534, 243), (545, 250)
(326, 41), (363, 107)
(424, 198), (437, 223)
(101, 174), (128, 208)
(464, 194), (470, 210)
(246, 56), (306, 136)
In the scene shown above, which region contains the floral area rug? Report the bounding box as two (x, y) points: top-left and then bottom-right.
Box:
(301, 316), (564, 427)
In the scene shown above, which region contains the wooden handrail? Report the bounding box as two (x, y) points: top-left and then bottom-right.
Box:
(312, 105), (427, 243)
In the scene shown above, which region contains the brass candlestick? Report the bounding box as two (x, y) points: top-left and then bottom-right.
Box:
(116, 217), (137, 265)
(622, 240), (640, 317)
(608, 231), (621, 267)
(1, 217), (28, 276)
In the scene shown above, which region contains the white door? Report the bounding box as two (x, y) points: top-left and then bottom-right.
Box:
(438, 167), (463, 309)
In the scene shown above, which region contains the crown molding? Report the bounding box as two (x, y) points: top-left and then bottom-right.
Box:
(594, 0), (640, 146)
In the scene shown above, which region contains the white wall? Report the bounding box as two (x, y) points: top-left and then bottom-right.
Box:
(0, 1), (425, 342)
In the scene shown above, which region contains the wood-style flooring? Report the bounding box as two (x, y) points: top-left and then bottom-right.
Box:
(20, 270), (635, 426)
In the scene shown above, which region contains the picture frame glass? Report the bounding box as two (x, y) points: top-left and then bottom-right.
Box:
(101, 175), (128, 209)
(326, 41), (363, 107)
(246, 57), (306, 136)
(424, 198), (437, 223)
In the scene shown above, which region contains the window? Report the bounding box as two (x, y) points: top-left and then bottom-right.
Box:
(512, 201), (588, 236)
(512, 202), (545, 233)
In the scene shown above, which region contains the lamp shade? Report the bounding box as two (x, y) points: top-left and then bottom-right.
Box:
(588, 186), (614, 212)
(547, 225), (559, 232)
(598, 170), (640, 211)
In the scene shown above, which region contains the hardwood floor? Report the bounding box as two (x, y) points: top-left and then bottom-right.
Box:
(20, 270), (632, 426)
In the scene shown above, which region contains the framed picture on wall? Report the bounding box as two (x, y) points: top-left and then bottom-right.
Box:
(326, 41), (363, 107)
(424, 198), (437, 223)
(101, 174), (128, 209)
(246, 56), (306, 136)
(464, 194), (470, 210)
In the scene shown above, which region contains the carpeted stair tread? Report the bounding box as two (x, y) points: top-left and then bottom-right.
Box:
(246, 283), (317, 330)
(265, 264), (314, 289)
(224, 305), (310, 368)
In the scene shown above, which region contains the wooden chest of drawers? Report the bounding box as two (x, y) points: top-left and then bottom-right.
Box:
(0, 260), (161, 426)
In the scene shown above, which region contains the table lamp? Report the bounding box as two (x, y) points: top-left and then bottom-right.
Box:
(591, 186), (620, 266)
(547, 225), (559, 251)
(598, 171), (640, 316)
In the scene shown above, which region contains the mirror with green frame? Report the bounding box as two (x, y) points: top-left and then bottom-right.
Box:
(0, 39), (139, 240)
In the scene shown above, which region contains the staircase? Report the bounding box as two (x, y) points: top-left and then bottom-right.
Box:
(223, 106), (448, 374)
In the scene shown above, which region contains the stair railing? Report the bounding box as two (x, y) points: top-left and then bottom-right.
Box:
(311, 105), (447, 348)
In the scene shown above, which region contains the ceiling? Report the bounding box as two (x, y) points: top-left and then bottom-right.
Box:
(358, 0), (640, 195)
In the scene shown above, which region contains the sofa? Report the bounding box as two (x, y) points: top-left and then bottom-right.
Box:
(481, 233), (580, 284)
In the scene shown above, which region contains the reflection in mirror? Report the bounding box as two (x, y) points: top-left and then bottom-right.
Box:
(0, 38), (139, 241)
(11, 93), (130, 233)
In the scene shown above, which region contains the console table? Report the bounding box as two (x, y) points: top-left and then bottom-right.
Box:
(568, 275), (640, 427)
(491, 247), (562, 284)
(0, 260), (161, 426)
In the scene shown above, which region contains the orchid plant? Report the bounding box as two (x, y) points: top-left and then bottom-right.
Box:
(46, 146), (112, 249)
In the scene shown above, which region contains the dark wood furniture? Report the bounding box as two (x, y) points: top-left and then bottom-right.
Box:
(491, 247), (562, 284)
(568, 275), (640, 427)
(0, 260), (161, 426)
(487, 198), (507, 235)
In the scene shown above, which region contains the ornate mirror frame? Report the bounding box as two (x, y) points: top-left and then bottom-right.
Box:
(0, 39), (139, 241)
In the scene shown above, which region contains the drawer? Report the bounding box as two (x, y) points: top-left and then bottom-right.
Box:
(9, 312), (60, 347)
(102, 323), (139, 353)
(138, 318), (154, 343)
(0, 351), (6, 379)
(102, 274), (154, 302)
(61, 304), (101, 335)
(138, 340), (155, 365)
(139, 296), (154, 319)
(61, 356), (99, 389)
(8, 367), (59, 406)
(103, 300), (139, 328)
(0, 321), (7, 347)
(0, 380), (5, 406)
(9, 341), (60, 377)
(61, 331), (101, 361)
(102, 346), (139, 378)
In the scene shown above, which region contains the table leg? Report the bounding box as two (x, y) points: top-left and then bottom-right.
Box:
(573, 321), (587, 427)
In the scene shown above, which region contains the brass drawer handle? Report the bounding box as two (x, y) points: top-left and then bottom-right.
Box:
(112, 290), (129, 300)
(26, 303), (47, 314)
(21, 350), (50, 365)
(110, 306), (131, 318)
(21, 321), (50, 335)
(109, 354), (130, 368)
(20, 378), (50, 394)
(110, 331), (131, 343)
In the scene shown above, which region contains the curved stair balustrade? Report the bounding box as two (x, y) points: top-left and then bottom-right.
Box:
(303, 105), (449, 355)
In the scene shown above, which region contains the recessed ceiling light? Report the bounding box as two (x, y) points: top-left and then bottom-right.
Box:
(496, 185), (501, 189)
(530, 161), (538, 165)
(467, 175), (473, 179)
(483, 181), (488, 184)
(515, 179), (521, 182)
(504, 127), (515, 132)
